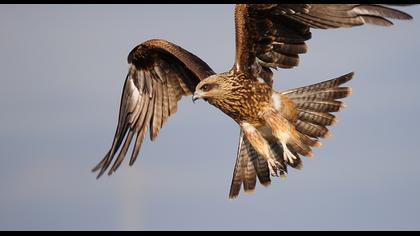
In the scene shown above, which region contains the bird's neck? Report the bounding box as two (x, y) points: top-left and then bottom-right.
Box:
(208, 76), (273, 126)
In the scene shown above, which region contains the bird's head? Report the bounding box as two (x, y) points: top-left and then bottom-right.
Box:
(192, 74), (230, 103)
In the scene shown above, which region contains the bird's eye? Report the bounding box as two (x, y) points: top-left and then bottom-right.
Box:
(202, 84), (210, 92)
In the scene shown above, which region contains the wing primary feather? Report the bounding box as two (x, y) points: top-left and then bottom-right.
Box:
(244, 156), (257, 193)
(154, 65), (170, 126)
(94, 75), (136, 178)
(137, 70), (145, 94)
(150, 80), (163, 141)
(92, 150), (110, 173)
(130, 93), (155, 166)
(166, 74), (180, 115)
(109, 129), (135, 175)
(355, 4), (413, 20)
(161, 80), (169, 127)
(144, 70), (153, 98)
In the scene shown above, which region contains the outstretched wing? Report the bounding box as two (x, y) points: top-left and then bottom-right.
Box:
(93, 39), (215, 178)
(233, 4), (413, 82)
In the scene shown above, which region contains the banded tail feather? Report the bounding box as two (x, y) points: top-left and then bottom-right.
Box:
(229, 131), (290, 199)
(282, 72), (353, 141)
(228, 72), (354, 199)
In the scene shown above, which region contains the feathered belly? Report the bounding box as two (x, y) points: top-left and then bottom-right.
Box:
(211, 99), (271, 127)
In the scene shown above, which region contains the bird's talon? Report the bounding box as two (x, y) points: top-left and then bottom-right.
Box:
(268, 159), (280, 176)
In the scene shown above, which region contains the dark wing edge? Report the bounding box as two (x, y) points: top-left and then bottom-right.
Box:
(92, 39), (215, 178)
(233, 4), (413, 83)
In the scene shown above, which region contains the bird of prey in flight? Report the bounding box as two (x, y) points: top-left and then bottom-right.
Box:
(93, 4), (413, 199)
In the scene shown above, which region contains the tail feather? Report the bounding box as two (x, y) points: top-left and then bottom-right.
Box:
(297, 131), (321, 148)
(229, 72), (354, 199)
(229, 132), (250, 199)
(229, 131), (270, 199)
(244, 159), (257, 193)
(250, 147), (271, 186)
(294, 100), (345, 113)
(296, 120), (331, 138)
(297, 110), (337, 126)
(288, 141), (312, 157)
(229, 130), (301, 199)
(282, 72), (353, 97)
(287, 87), (351, 101)
(285, 72), (354, 139)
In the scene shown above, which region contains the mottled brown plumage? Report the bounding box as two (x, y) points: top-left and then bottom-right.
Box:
(93, 4), (414, 199)
(200, 72), (272, 126)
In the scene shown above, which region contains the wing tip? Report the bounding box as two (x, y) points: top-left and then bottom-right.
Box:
(91, 164), (101, 173)
(94, 168), (106, 180)
(340, 71), (355, 84)
(92, 151), (113, 179)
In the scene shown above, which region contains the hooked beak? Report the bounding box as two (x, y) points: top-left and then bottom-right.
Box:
(192, 91), (203, 103)
(192, 95), (198, 103)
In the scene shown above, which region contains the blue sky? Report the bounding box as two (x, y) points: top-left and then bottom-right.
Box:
(1, 4), (420, 230)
